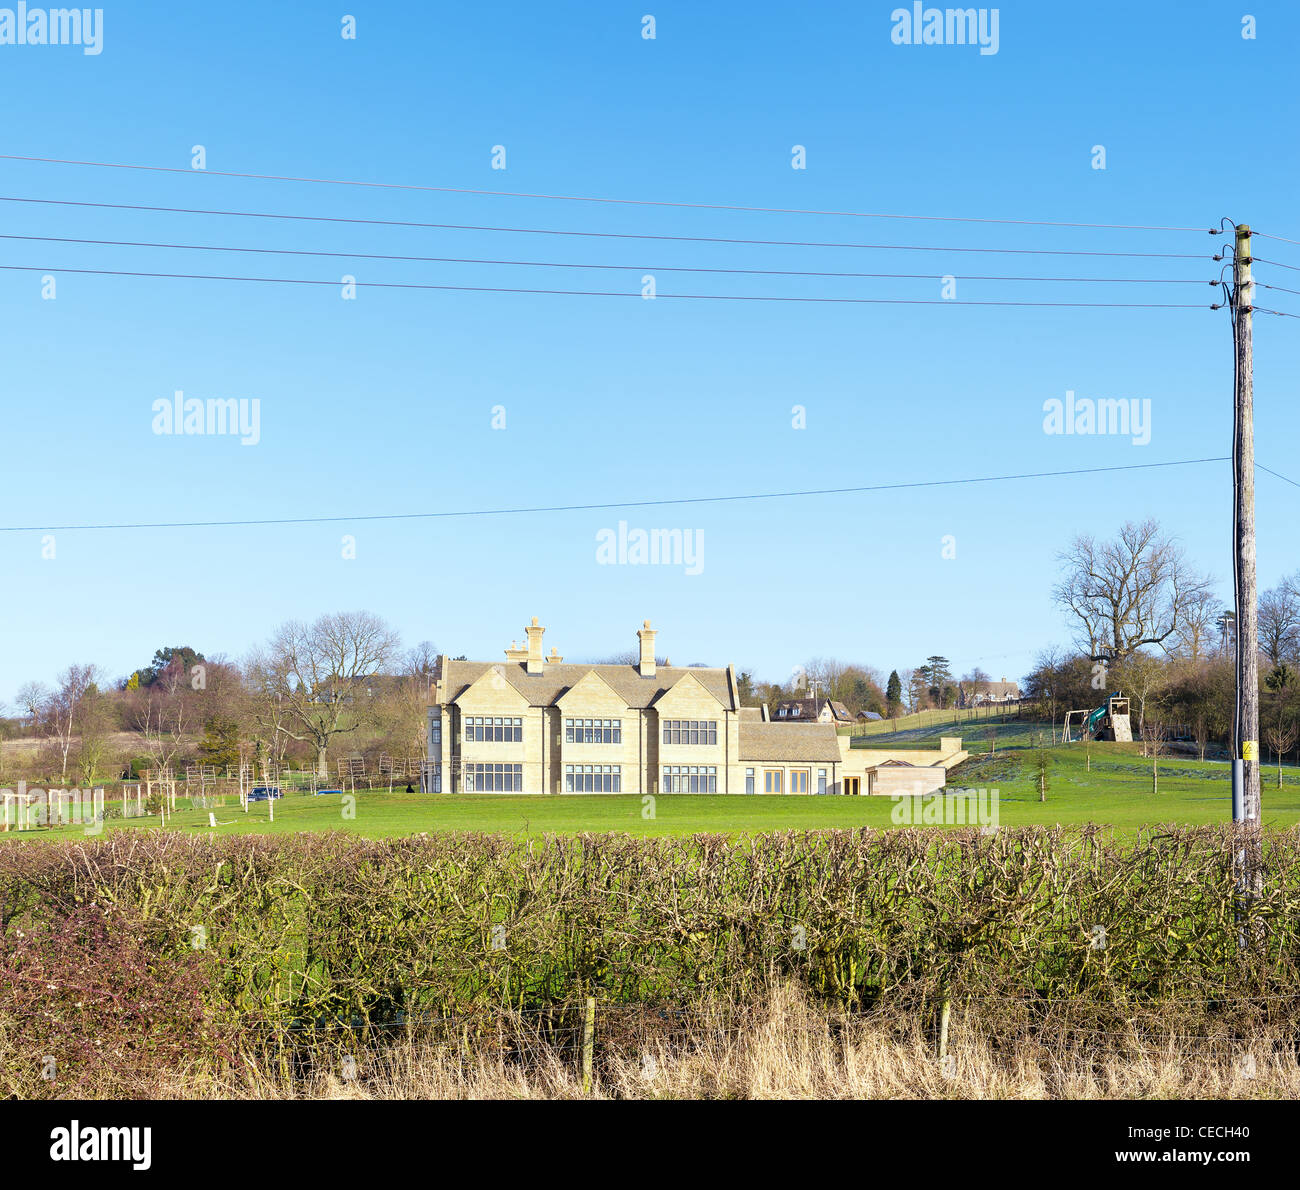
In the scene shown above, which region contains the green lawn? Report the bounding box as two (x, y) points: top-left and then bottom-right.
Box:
(7, 742), (1299, 840)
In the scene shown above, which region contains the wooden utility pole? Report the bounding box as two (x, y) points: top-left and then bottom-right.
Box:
(1232, 224), (1261, 825)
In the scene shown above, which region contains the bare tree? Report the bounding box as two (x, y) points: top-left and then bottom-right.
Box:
(377, 644), (441, 772)
(1114, 651), (1168, 735)
(263, 611), (400, 776)
(1265, 723), (1298, 790)
(1141, 719), (1170, 794)
(1172, 585), (1224, 661)
(14, 681), (49, 734)
(242, 648), (295, 773)
(1033, 733), (1051, 802)
(1193, 712), (1210, 762)
(131, 678), (189, 775)
(904, 668), (927, 713)
(46, 665), (99, 781)
(1258, 582), (1300, 666)
(1053, 520), (1214, 664)
(75, 684), (112, 786)
(405, 640), (439, 679)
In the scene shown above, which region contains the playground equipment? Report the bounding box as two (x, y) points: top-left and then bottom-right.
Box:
(1063, 693), (1132, 743)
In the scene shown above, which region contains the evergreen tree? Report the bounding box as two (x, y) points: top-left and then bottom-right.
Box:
(886, 670), (903, 715)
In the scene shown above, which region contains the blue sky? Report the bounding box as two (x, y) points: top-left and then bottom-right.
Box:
(2, 0), (1298, 701)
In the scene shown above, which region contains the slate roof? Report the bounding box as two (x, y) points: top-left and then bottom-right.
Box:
(440, 659), (736, 711)
(774, 697), (854, 723)
(738, 722), (841, 763)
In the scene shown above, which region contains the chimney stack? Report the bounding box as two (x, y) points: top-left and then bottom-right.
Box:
(637, 620), (656, 677)
(525, 617), (545, 675)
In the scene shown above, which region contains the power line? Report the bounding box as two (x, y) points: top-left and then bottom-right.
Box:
(1257, 463), (1300, 489)
(0, 458), (1228, 534)
(1254, 230), (1300, 248)
(0, 152), (1223, 234)
(0, 233), (1215, 285)
(1254, 306), (1300, 320)
(1253, 257), (1300, 274)
(0, 196), (1216, 260)
(0, 263), (1215, 308)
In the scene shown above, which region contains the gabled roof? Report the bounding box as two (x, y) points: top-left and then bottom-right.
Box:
(774, 697), (853, 723)
(440, 659), (736, 710)
(654, 668), (728, 710)
(454, 666), (530, 708)
(739, 721), (841, 763)
(554, 668), (628, 708)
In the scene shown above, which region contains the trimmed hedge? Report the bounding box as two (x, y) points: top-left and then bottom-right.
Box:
(2, 826), (1296, 1036)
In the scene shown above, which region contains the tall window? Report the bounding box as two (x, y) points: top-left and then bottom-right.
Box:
(429, 714), (441, 747)
(661, 765), (717, 793)
(817, 769), (827, 796)
(745, 768), (755, 796)
(790, 770), (809, 795)
(565, 718), (621, 744)
(661, 719), (718, 746)
(565, 764), (621, 793)
(464, 763), (522, 792)
(464, 716), (523, 743)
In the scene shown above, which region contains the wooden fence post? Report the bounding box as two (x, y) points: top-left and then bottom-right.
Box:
(937, 986), (952, 1062)
(581, 996), (596, 1095)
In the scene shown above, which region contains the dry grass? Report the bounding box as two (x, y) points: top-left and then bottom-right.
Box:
(160, 987), (1300, 1101)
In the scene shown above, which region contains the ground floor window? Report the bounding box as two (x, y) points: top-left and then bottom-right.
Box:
(790, 769), (809, 794)
(745, 768), (755, 795)
(565, 764), (621, 793)
(764, 769), (783, 795)
(465, 763), (522, 792)
(817, 769), (827, 796)
(422, 762), (442, 793)
(662, 765), (717, 793)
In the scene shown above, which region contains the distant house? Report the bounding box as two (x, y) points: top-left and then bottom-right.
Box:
(773, 697), (854, 726)
(856, 710), (883, 722)
(957, 678), (1021, 708)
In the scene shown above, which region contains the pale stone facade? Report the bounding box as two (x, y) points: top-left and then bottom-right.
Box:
(427, 619), (963, 796)
(430, 618), (844, 795)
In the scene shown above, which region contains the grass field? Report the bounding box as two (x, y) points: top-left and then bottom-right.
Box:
(6, 739), (1299, 840)
(848, 704), (1023, 737)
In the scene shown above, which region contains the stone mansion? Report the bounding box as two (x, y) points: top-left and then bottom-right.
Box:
(427, 618), (966, 796)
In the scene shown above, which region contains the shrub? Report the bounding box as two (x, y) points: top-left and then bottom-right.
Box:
(2, 828), (1297, 1021)
(0, 905), (231, 1098)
